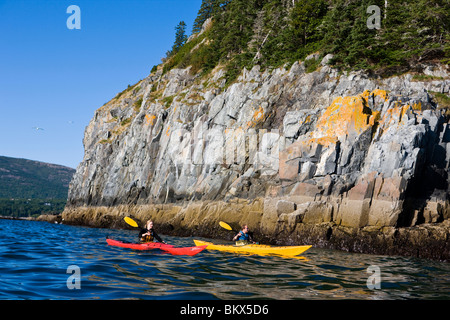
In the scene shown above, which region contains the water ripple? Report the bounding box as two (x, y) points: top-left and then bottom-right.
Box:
(0, 219), (449, 300)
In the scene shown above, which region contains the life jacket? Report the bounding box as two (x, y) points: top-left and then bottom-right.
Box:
(140, 230), (155, 243)
(237, 231), (250, 241)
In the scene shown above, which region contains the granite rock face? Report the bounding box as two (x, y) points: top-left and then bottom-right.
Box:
(64, 56), (450, 260)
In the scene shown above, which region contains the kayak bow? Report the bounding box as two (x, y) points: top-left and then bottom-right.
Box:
(160, 245), (207, 256)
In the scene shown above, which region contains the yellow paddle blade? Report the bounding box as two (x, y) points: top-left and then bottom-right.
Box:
(219, 221), (232, 231)
(124, 217), (138, 228)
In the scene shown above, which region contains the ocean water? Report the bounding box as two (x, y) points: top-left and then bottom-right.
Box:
(0, 218), (448, 301)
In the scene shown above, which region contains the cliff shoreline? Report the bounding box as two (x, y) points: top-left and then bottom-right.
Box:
(62, 55), (450, 263)
(61, 200), (450, 262)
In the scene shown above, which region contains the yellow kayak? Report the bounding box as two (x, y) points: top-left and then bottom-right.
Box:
(193, 240), (311, 257)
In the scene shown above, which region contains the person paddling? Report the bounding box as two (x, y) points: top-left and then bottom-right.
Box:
(233, 224), (255, 245)
(139, 220), (167, 244)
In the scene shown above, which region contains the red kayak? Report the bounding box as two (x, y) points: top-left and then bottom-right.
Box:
(106, 238), (174, 250)
(160, 245), (207, 256)
(106, 238), (206, 256)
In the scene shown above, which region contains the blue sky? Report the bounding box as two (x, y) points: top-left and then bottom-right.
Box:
(0, 0), (202, 168)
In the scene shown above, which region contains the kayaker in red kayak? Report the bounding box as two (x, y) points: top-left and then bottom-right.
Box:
(233, 224), (256, 245)
(139, 220), (167, 244)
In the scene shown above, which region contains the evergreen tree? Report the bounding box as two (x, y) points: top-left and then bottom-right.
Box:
(257, 0), (293, 67)
(344, 0), (379, 69)
(321, 0), (384, 70)
(162, 0), (449, 77)
(290, 0), (327, 46)
(171, 21), (188, 55)
(192, 0), (217, 34)
(288, 0), (327, 60)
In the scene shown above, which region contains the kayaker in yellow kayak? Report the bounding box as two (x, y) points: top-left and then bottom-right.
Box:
(232, 224), (256, 245)
(139, 220), (167, 244)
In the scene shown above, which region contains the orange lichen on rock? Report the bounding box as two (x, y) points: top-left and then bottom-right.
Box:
(145, 114), (156, 126)
(369, 111), (381, 126)
(279, 90), (388, 181)
(302, 136), (338, 148)
(303, 115), (312, 124)
(368, 89), (388, 102)
(378, 100), (421, 129)
(314, 90), (386, 142)
(247, 106), (265, 128)
(409, 102), (422, 111)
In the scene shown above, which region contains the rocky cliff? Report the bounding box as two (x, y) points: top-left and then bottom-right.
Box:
(63, 49), (450, 260)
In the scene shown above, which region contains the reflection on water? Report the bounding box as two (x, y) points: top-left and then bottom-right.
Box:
(0, 219), (449, 300)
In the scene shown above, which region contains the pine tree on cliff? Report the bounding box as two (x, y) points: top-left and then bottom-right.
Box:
(163, 0), (449, 76)
(171, 21), (188, 55)
(214, 0), (265, 57)
(192, 0), (220, 34)
(290, 0), (327, 46)
(288, 0), (328, 58)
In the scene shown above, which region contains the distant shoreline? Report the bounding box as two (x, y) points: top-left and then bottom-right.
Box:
(0, 215), (36, 221)
(0, 214), (62, 223)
